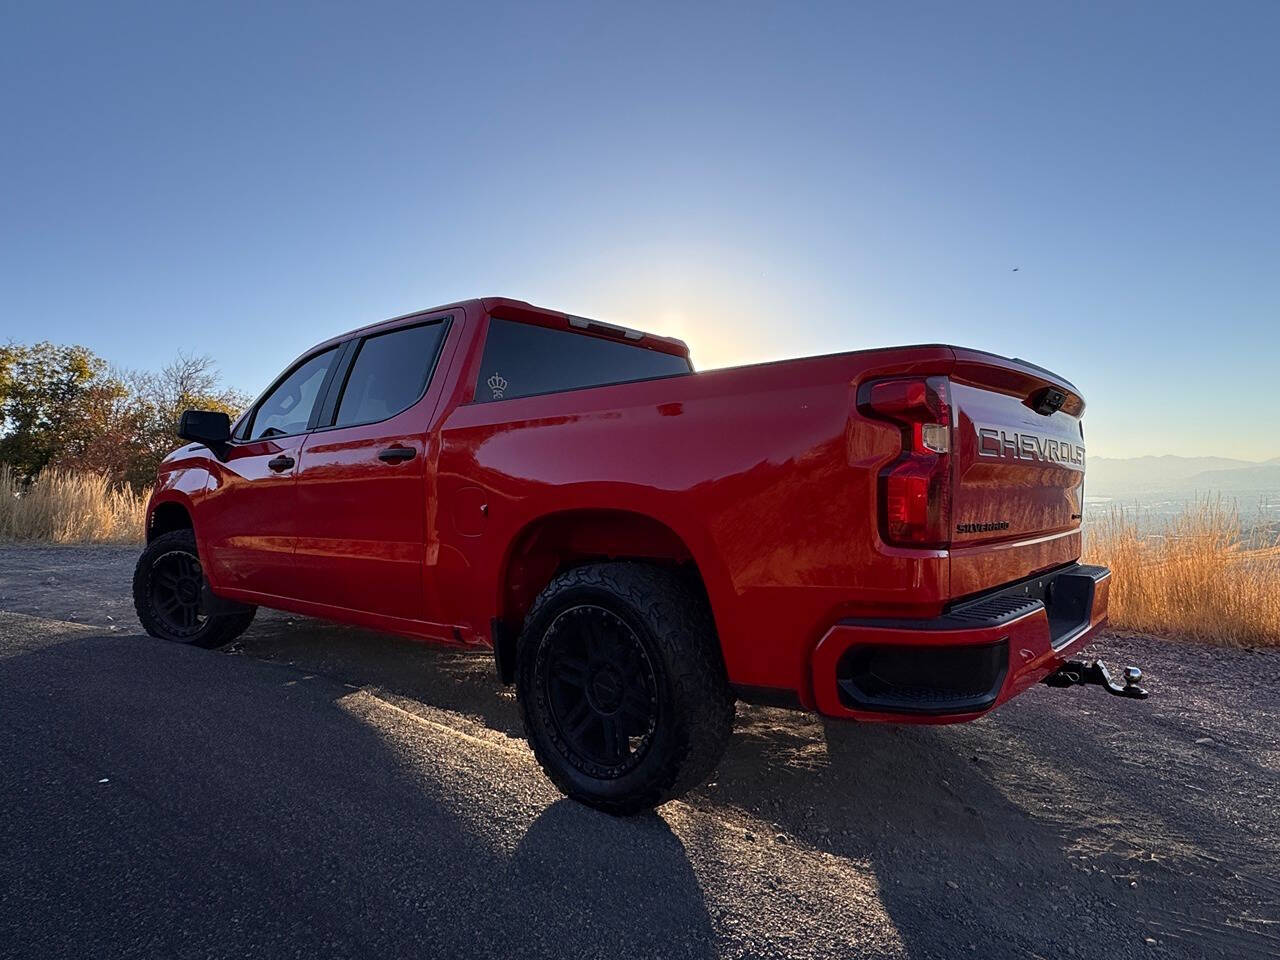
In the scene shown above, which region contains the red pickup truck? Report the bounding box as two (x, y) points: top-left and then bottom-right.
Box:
(135, 297), (1120, 813)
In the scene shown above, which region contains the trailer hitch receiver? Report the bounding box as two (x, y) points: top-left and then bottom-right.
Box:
(1042, 659), (1148, 699)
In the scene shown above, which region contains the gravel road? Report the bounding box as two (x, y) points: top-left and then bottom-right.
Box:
(1, 544), (1277, 959)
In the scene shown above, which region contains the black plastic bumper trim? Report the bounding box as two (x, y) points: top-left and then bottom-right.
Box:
(830, 562), (1109, 715)
(835, 639), (1009, 715)
(834, 562), (1108, 649)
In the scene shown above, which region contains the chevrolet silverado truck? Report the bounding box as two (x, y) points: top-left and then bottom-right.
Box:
(135, 297), (1135, 813)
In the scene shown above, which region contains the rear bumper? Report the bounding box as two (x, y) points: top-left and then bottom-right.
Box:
(810, 563), (1110, 721)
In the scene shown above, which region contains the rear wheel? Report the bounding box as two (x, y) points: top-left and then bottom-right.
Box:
(516, 562), (734, 814)
(132, 529), (255, 648)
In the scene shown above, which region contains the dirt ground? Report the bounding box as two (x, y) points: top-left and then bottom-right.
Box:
(1, 543), (1277, 959)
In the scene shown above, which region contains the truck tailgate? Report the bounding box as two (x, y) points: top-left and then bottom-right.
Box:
(947, 348), (1087, 597)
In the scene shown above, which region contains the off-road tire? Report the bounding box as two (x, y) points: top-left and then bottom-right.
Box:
(515, 561), (735, 814)
(132, 529), (255, 648)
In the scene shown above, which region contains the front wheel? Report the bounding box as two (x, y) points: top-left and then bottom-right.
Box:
(515, 562), (735, 814)
(132, 529), (255, 648)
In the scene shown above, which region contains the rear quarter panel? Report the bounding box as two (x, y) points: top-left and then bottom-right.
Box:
(435, 345), (957, 699)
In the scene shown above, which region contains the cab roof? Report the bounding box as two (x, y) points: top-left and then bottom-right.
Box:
(314, 297), (690, 359)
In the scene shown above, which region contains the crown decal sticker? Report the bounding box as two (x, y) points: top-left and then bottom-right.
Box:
(487, 373), (508, 399)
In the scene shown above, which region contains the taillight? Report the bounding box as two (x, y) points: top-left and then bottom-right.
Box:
(857, 376), (953, 547)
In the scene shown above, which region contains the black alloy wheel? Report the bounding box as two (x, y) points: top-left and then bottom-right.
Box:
(515, 562), (735, 815)
(133, 529), (256, 648)
(147, 548), (208, 638)
(540, 604), (660, 779)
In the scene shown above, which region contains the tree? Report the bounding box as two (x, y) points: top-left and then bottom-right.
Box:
(2, 342), (250, 488)
(55, 374), (148, 482)
(122, 354), (251, 487)
(0, 342), (111, 482)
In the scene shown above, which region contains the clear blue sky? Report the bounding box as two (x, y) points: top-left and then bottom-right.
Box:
(3, 1), (1277, 460)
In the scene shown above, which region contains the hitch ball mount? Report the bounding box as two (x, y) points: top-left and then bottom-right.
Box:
(1042, 659), (1149, 699)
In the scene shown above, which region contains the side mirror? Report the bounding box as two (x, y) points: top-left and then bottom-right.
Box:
(178, 409), (232, 448)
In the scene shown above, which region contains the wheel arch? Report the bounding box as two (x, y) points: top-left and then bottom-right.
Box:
(146, 495), (195, 543)
(491, 508), (714, 684)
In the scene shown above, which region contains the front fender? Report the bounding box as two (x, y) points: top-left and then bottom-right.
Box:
(146, 447), (214, 559)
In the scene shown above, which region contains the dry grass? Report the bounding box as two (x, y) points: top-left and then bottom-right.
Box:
(1085, 498), (1280, 647)
(0, 465), (147, 543)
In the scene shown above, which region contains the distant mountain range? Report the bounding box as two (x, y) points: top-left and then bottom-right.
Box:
(1087, 455), (1280, 497)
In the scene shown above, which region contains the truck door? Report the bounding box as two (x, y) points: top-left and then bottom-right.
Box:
(291, 317), (453, 621)
(201, 346), (342, 599)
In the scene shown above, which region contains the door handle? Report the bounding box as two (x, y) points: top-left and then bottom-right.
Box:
(378, 446), (417, 463)
(267, 455), (295, 472)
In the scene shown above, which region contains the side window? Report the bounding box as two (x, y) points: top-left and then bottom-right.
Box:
(245, 348), (337, 440)
(476, 318), (691, 403)
(332, 321), (448, 427)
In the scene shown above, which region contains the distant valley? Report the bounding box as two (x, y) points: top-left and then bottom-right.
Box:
(1084, 456), (1280, 534)
(1087, 455), (1280, 498)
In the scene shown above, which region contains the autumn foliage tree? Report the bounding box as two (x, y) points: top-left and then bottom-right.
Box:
(0, 342), (249, 488)
(0, 342), (107, 483)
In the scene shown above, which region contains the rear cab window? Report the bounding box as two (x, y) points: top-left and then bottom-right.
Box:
(476, 317), (690, 403)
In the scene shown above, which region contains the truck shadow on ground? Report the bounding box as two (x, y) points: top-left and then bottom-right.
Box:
(226, 615), (1280, 958)
(708, 716), (1120, 957)
(8, 558), (1272, 957)
(229, 616), (1171, 958)
(496, 800), (718, 958)
(2, 628), (719, 960)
